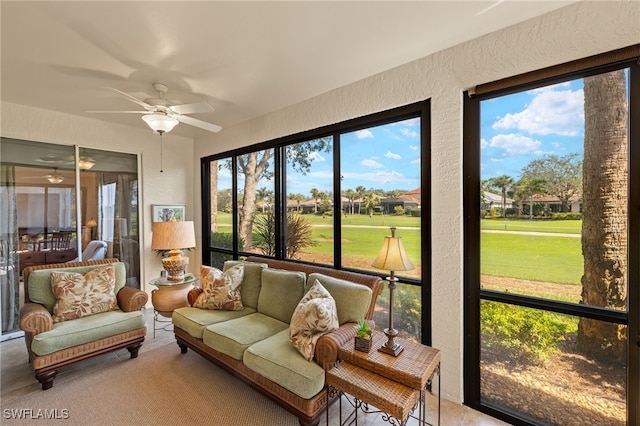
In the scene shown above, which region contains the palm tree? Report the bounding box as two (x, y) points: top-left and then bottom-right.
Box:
(344, 189), (356, 214)
(578, 69), (628, 361)
(513, 177), (546, 220)
(355, 185), (366, 215)
(289, 193), (305, 212)
(487, 175), (514, 217)
(310, 188), (319, 213)
(363, 192), (380, 218)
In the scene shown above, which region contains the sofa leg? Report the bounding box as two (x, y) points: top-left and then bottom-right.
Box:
(298, 417), (319, 426)
(127, 342), (142, 359)
(36, 370), (58, 390)
(177, 341), (188, 354)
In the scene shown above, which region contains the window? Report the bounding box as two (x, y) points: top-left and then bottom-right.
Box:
(464, 53), (639, 425)
(202, 101), (430, 344)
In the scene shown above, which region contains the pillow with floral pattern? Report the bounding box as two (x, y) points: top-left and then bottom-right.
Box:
(290, 279), (339, 361)
(51, 265), (118, 323)
(193, 264), (245, 310)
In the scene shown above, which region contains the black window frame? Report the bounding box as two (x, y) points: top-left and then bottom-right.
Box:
(463, 52), (639, 425)
(201, 99), (433, 344)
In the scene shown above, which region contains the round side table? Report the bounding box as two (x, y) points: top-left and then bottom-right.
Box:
(149, 274), (197, 337)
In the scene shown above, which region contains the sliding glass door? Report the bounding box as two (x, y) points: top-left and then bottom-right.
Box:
(0, 138), (140, 337)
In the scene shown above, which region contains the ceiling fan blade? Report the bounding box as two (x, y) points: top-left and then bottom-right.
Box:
(169, 102), (214, 115)
(86, 110), (148, 114)
(177, 115), (222, 133)
(109, 87), (154, 110)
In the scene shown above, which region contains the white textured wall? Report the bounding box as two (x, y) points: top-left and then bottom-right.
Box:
(193, 1), (640, 404)
(0, 102), (196, 305)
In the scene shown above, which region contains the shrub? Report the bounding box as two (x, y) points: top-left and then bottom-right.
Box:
(394, 206), (406, 216)
(480, 300), (571, 363)
(253, 211), (314, 258)
(409, 208), (421, 217)
(210, 232), (235, 250)
(551, 212), (582, 220)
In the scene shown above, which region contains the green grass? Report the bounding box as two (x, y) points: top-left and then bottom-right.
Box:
(481, 232), (582, 285)
(481, 218), (581, 234)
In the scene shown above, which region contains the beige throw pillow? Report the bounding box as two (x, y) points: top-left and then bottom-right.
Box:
(193, 264), (245, 311)
(290, 280), (339, 361)
(51, 265), (118, 323)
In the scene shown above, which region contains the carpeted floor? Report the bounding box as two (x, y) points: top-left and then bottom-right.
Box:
(1, 343), (300, 425)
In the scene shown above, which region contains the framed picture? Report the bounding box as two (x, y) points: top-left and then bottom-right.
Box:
(152, 204), (186, 222)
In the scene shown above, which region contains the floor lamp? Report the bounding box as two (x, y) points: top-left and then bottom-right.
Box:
(371, 226), (415, 356)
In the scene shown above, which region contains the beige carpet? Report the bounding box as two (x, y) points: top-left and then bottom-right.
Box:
(1, 344), (300, 425)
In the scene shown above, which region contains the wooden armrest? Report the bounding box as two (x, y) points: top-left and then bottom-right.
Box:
(315, 322), (361, 370)
(187, 287), (204, 306)
(117, 286), (149, 312)
(19, 303), (53, 335)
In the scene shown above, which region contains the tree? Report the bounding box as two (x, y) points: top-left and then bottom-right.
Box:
(486, 175), (514, 217)
(218, 137), (331, 251)
(513, 177), (546, 219)
(288, 193), (305, 212)
(522, 153), (582, 212)
(310, 188), (319, 213)
(343, 189), (356, 214)
(577, 69), (628, 361)
(362, 191), (380, 218)
(355, 185), (366, 214)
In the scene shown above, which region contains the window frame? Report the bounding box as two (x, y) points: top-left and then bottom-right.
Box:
(201, 99), (432, 343)
(463, 54), (639, 424)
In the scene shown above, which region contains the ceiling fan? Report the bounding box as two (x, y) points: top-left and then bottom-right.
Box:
(23, 168), (65, 184)
(87, 83), (222, 134)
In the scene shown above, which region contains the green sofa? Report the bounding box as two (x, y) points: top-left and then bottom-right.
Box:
(173, 256), (383, 426)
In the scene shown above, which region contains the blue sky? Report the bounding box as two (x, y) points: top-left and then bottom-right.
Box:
(481, 80), (585, 181)
(285, 117), (422, 196)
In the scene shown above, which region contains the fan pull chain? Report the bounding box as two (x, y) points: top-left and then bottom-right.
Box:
(160, 132), (164, 173)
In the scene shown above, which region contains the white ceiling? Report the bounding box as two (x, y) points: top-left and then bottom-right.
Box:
(1, 1), (576, 139)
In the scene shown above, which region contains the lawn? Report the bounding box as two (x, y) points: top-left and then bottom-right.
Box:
(481, 218), (581, 234)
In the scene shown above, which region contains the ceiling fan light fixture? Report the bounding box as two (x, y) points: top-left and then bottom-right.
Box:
(142, 112), (179, 134)
(78, 157), (96, 170)
(47, 175), (64, 184)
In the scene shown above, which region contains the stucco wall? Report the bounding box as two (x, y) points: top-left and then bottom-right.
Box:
(0, 101), (197, 306)
(192, 1), (640, 403)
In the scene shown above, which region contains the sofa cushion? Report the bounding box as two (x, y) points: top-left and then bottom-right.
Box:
(28, 262), (126, 314)
(307, 273), (373, 325)
(244, 329), (325, 399)
(257, 269), (305, 324)
(202, 313), (288, 360)
(172, 306), (256, 339)
(193, 264), (244, 311)
(223, 261), (267, 309)
(290, 280), (339, 361)
(50, 265), (118, 323)
(31, 310), (145, 356)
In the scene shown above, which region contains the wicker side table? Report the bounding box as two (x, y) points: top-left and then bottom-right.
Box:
(327, 330), (441, 425)
(326, 361), (420, 425)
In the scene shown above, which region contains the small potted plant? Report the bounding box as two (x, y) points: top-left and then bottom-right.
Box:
(354, 319), (373, 353)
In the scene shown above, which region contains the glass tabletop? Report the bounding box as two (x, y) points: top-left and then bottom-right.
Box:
(149, 274), (197, 286)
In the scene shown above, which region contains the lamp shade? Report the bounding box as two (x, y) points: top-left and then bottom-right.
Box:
(151, 221), (196, 250)
(371, 227), (414, 272)
(142, 112), (179, 134)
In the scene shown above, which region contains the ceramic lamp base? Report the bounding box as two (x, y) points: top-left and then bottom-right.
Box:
(162, 255), (189, 282)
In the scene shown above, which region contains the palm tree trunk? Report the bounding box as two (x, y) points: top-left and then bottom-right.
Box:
(578, 69), (628, 361)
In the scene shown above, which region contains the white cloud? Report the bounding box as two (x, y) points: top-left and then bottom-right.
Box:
(489, 133), (542, 156)
(409, 145), (418, 151)
(493, 87), (584, 136)
(356, 129), (374, 139)
(361, 158), (384, 168)
(308, 151), (325, 162)
(400, 128), (418, 138)
(410, 158), (420, 164)
(481, 138), (488, 149)
(385, 151), (401, 160)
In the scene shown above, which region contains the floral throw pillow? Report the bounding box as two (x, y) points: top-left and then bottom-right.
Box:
(290, 279), (339, 361)
(51, 265), (118, 323)
(193, 264), (245, 311)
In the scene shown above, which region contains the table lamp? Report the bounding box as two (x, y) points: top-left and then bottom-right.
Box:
(371, 226), (415, 356)
(151, 220), (196, 282)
